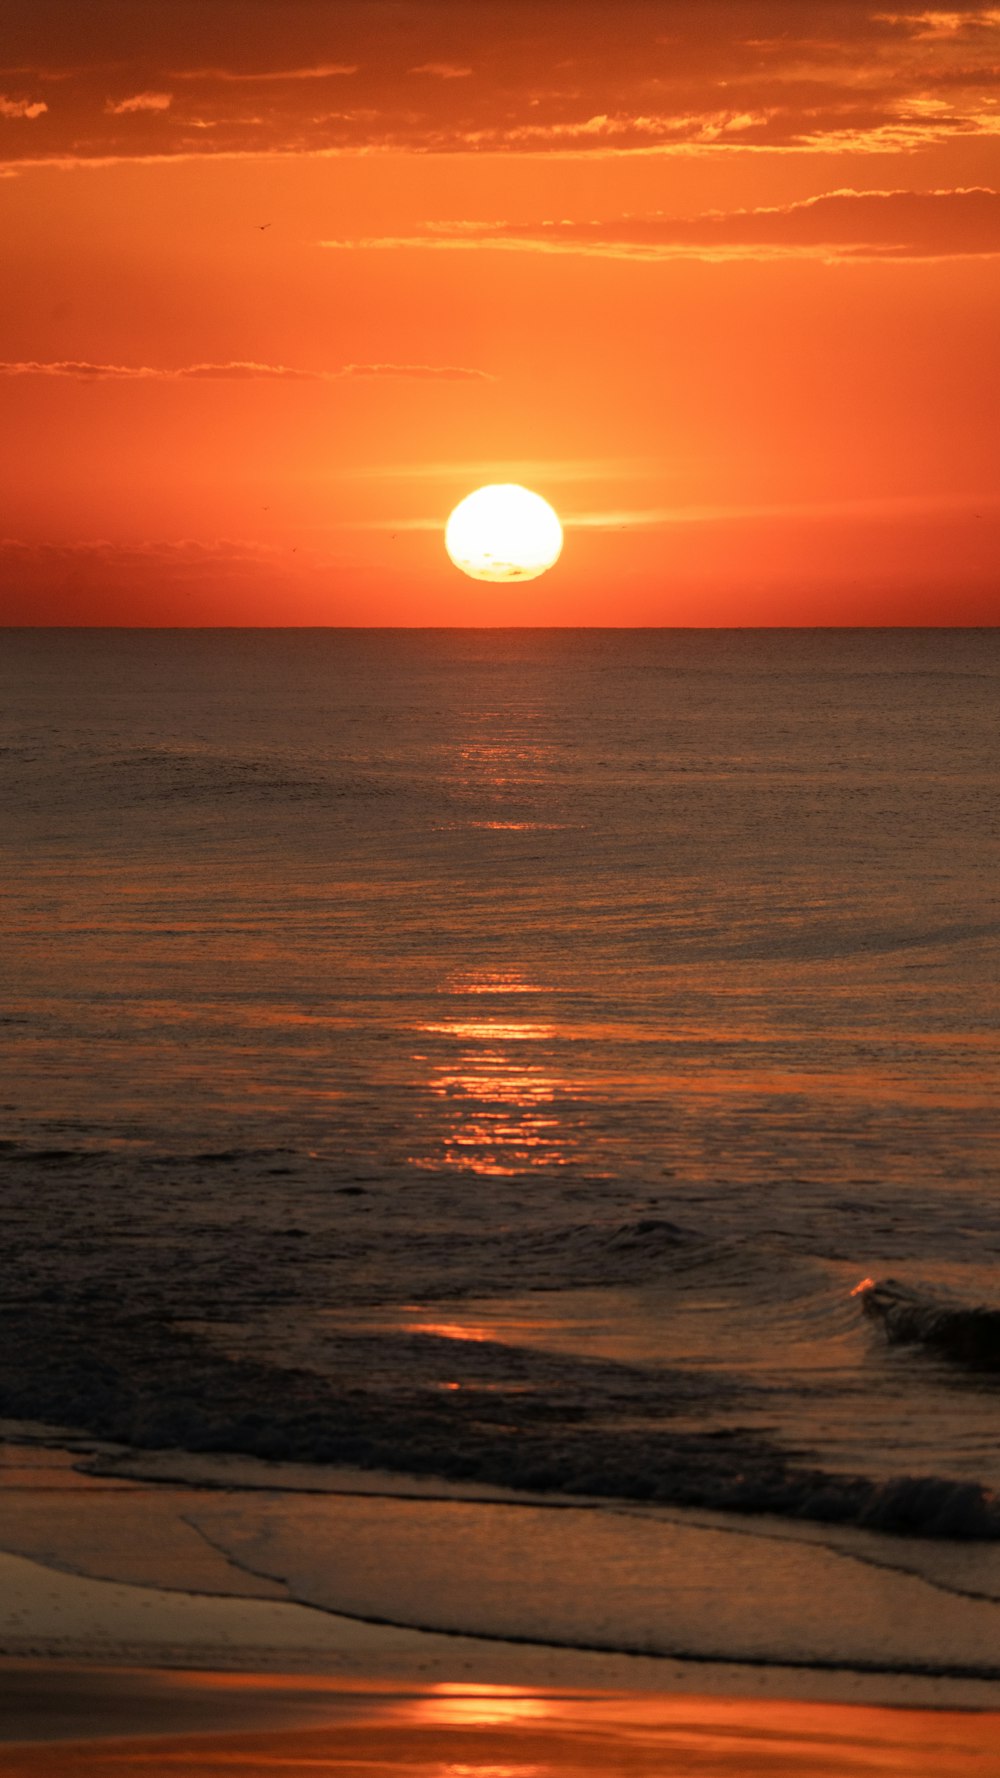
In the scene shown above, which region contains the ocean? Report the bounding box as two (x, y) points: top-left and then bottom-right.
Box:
(2, 628), (998, 1676)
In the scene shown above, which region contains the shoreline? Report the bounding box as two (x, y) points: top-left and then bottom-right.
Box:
(3, 1440), (1000, 1776)
(3, 1431), (1000, 1712)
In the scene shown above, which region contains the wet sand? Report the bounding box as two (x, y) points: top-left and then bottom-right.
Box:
(4, 1665), (1000, 1778)
(4, 1437), (1000, 1702)
(2, 1550), (1000, 1778)
(3, 1436), (1000, 1776)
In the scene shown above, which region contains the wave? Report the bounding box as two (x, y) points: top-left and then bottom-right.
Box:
(2, 1300), (998, 1542)
(855, 1277), (1000, 1372)
(506, 1216), (696, 1288)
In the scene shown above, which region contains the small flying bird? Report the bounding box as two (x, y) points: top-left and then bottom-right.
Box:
(258, 222), (272, 231)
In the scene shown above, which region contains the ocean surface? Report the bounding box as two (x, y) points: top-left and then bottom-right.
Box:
(1, 628), (998, 1672)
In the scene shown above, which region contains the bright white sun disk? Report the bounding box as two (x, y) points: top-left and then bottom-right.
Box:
(445, 484), (563, 583)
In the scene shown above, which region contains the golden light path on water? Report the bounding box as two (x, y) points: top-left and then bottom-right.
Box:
(409, 970), (572, 1179)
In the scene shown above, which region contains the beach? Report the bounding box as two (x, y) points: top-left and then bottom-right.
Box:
(4, 1535), (1000, 1778)
(6, 0), (1000, 1758)
(3, 1432), (1000, 1775)
(2, 630), (998, 1769)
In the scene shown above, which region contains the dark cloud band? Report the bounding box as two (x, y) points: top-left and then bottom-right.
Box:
(2, 2), (999, 162)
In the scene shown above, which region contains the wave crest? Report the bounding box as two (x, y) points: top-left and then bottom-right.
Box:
(855, 1277), (1000, 1371)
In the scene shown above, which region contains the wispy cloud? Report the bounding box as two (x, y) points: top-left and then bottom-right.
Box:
(338, 362), (494, 381)
(105, 92), (172, 115)
(409, 63), (473, 79)
(324, 187), (1000, 263)
(0, 359), (320, 381)
(0, 359), (495, 383)
(569, 491), (1000, 528)
(0, 535), (322, 565)
(171, 64), (358, 83)
(3, 3), (1000, 163)
(0, 95), (46, 119)
(875, 7), (1000, 38)
(356, 490), (1000, 534)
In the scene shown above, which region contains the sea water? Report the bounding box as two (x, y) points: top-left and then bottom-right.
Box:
(1, 628), (998, 1664)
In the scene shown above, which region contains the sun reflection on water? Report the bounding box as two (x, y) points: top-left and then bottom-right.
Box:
(448, 971), (545, 996)
(407, 974), (574, 1177)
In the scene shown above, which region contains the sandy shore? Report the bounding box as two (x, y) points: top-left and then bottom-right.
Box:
(2, 1546), (1000, 1778)
(2, 1432), (1000, 1775)
(5, 1433), (1000, 1696)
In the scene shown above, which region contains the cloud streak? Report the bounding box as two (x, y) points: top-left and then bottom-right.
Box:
(325, 187), (1000, 262)
(0, 359), (495, 383)
(338, 362), (495, 381)
(0, 95), (47, 119)
(105, 92), (172, 115)
(409, 63), (473, 79)
(0, 535), (320, 564)
(170, 64), (358, 83)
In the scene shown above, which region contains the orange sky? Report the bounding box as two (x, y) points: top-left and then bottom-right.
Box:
(1, 1), (998, 625)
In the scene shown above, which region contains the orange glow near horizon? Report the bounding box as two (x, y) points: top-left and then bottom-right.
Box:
(1, 3), (998, 625)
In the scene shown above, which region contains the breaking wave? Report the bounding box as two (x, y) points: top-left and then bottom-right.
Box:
(2, 1298), (998, 1542)
(856, 1278), (1000, 1372)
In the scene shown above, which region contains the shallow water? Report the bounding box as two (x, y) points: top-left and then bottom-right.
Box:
(1, 629), (998, 1590)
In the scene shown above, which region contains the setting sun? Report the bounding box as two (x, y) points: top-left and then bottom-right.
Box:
(2, 4), (999, 1769)
(445, 484), (564, 583)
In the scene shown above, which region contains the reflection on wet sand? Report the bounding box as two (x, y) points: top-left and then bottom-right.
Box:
(3, 1672), (997, 1778)
(410, 1681), (556, 1727)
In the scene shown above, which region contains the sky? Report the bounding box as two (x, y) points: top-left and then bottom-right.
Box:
(1, 0), (999, 626)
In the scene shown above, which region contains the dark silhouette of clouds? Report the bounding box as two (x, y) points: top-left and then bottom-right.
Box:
(2, 2), (998, 162)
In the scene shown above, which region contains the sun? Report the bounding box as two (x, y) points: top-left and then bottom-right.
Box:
(445, 484), (563, 583)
